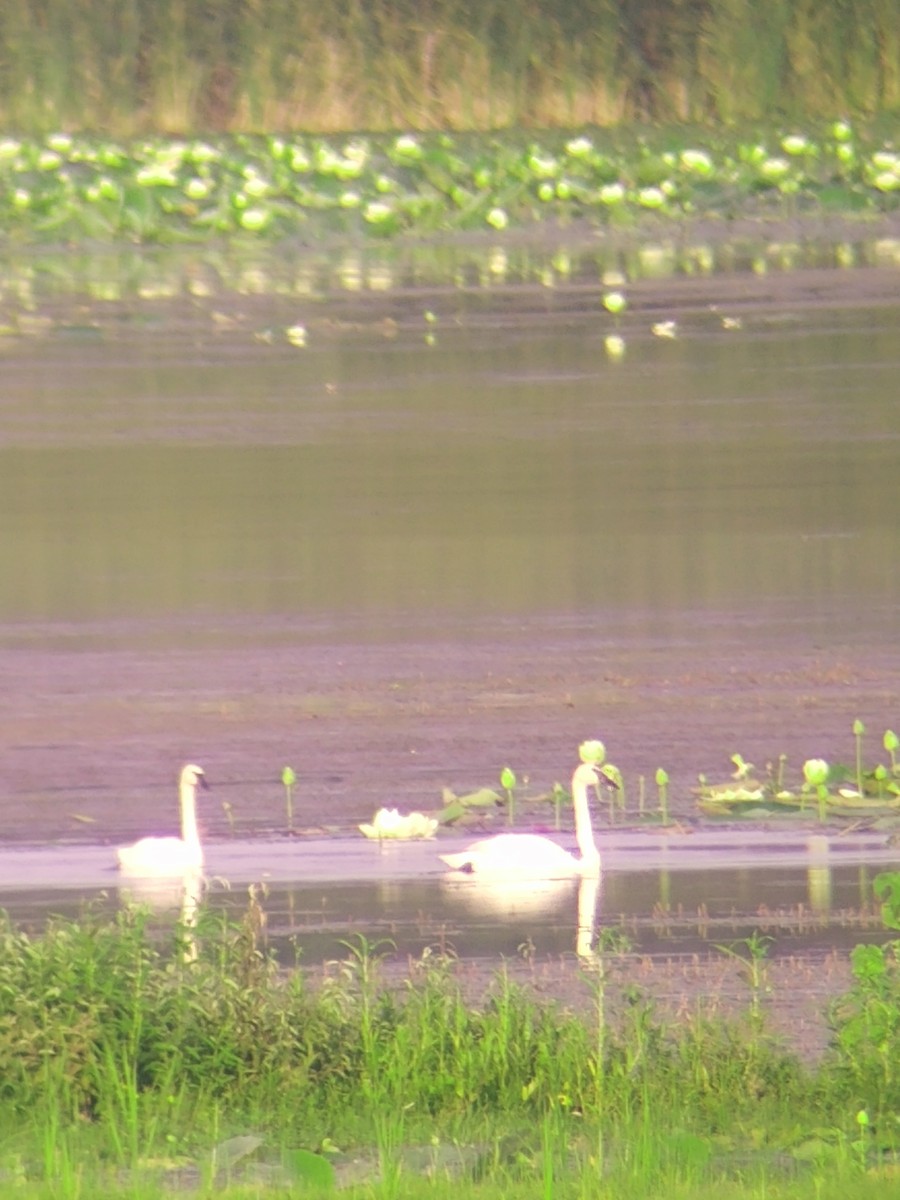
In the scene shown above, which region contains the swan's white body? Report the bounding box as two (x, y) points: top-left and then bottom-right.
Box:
(439, 762), (602, 879)
(116, 764), (207, 877)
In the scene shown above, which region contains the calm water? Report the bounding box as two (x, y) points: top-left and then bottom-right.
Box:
(1, 244), (899, 956)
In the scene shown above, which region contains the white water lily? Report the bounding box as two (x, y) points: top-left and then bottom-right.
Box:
(759, 157), (791, 182)
(359, 808), (438, 840)
(46, 133), (73, 153)
(598, 182), (626, 205)
(393, 134), (422, 159)
(238, 207), (270, 231)
(184, 177), (210, 200)
(527, 152), (558, 178)
(242, 172), (269, 199)
(565, 136), (594, 158)
(871, 151), (899, 171)
(680, 149), (713, 176)
(637, 186), (666, 209)
(136, 164), (178, 186)
(189, 141), (219, 164)
(363, 200), (393, 223)
(781, 134), (811, 156)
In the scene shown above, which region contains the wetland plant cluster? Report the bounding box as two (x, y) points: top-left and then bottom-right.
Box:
(0, 0), (897, 133)
(0, 121), (898, 248)
(2, 877), (900, 1199)
(430, 725), (900, 836)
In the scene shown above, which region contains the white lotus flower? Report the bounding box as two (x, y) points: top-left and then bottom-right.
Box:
(359, 809), (438, 840)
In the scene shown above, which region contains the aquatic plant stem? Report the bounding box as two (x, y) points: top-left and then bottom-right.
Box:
(853, 719), (866, 797)
(282, 765), (297, 833)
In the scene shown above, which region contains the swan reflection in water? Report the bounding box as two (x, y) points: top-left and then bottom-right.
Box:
(440, 871), (601, 959)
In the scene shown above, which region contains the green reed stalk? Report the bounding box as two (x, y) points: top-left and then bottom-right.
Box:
(0, 0), (896, 133)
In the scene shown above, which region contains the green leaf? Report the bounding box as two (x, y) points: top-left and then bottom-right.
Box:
(282, 1148), (336, 1190)
(850, 943), (886, 981)
(874, 872), (900, 930)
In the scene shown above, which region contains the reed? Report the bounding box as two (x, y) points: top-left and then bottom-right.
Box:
(0, 0), (896, 135)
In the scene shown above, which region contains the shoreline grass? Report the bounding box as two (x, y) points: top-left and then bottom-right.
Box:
(2, 874), (900, 1197)
(0, 1), (898, 136)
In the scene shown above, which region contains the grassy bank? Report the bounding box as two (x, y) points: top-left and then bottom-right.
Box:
(1, 0), (898, 134)
(2, 874), (900, 1197)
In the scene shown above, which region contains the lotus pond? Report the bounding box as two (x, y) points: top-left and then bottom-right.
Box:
(1, 121), (898, 247)
(3, 114), (900, 1199)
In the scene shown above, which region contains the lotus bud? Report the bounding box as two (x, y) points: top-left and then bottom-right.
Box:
(802, 759), (829, 788)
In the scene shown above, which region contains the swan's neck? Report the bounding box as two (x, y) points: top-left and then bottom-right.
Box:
(180, 782), (200, 847)
(573, 776), (600, 873)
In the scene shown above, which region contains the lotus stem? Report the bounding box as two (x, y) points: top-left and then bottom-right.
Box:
(282, 766), (297, 833)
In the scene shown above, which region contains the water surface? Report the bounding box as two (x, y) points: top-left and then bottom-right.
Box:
(1, 247), (898, 957)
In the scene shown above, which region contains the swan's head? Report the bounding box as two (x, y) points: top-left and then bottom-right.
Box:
(180, 764), (208, 791)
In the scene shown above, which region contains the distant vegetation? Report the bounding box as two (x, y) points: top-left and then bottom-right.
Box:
(1, 0), (898, 135)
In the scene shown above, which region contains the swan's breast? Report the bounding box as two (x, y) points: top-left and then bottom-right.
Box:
(116, 836), (203, 877)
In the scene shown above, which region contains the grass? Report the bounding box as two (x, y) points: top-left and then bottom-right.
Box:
(0, 0), (898, 134)
(2, 874), (900, 1197)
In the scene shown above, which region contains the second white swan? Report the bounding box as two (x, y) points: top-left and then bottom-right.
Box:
(439, 761), (604, 878)
(116, 763), (208, 877)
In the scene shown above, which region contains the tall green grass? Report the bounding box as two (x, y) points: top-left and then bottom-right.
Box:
(2, 883), (900, 1196)
(0, 0), (897, 135)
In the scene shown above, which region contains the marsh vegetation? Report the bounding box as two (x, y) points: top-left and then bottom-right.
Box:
(2, 872), (900, 1198)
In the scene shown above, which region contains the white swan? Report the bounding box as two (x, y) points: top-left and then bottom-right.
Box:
(116, 763), (208, 877)
(439, 762), (603, 879)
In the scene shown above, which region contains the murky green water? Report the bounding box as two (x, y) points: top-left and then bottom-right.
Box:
(3, 275), (898, 631)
